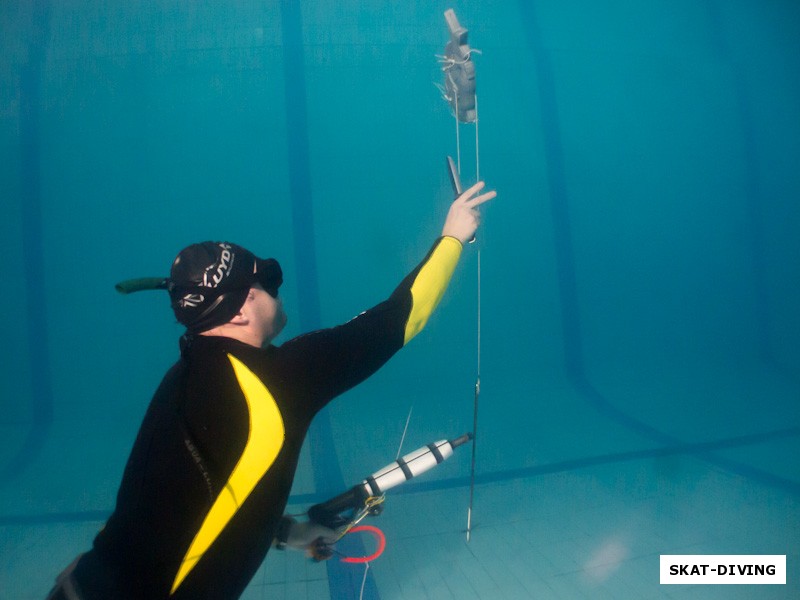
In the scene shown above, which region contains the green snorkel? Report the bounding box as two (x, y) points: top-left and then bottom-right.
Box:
(115, 277), (169, 294)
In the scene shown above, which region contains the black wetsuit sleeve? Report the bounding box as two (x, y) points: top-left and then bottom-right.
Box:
(274, 236), (462, 412)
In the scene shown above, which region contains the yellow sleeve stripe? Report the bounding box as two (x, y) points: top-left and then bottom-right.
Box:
(403, 236), (462, 345)
(170, 354), (285, 595)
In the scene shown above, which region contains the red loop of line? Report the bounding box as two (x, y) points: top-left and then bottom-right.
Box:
(340, 525), (386, 564)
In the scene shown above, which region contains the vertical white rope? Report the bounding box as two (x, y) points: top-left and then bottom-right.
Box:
(358, 562), (370, 600)
(475, 93), (481, 380)
(395, 407), (413, 461)
(474, 94), (481, 377)
(454, 88), (461, 174)
(467, 252), (480, 543)
(474, 94), (480, 181)
(477, 252), (481, 375)
(466, 93), (481, 544)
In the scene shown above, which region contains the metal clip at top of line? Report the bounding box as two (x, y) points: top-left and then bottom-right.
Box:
(438, 8), (481, 180)
(437, 8), (482, 543)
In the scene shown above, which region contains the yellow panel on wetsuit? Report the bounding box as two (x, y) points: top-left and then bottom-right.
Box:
(404, 236), (462, 345)
(171, 354), (285, 594)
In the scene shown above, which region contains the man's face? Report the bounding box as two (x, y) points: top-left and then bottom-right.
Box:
(248, 283), (287, 345)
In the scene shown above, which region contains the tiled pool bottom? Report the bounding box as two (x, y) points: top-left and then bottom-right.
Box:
(2, 442), (797, 599)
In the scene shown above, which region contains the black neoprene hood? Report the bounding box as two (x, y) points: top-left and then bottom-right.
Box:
(169, 241), (282, 333)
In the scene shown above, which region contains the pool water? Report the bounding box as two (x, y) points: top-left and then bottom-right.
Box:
(2, 1), (799, 598)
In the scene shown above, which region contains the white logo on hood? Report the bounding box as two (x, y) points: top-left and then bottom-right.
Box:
(180, 293), (205, 308)
(202, 243), (235, 288)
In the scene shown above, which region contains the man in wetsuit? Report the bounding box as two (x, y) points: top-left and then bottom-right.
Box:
(46, 181), (495, 599)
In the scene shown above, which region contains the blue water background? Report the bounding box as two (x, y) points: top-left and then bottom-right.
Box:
(1, 1), (799, 598)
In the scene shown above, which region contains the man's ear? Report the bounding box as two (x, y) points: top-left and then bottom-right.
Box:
(228, 290), (254, 325)
(228, 311), (249, 326)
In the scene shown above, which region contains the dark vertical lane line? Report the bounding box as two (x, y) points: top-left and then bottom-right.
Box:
(278, 2), (378, 598)
(526, 48), (583, 383)
(3, 0), (53, 481)
(518, 0), (674, 445)
(517, 1), (793, 491)
(280, 9), (319, 330)
(706, 0), (771, 363)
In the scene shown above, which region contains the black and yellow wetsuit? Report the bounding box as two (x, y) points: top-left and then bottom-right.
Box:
(67, 237), (462, 600)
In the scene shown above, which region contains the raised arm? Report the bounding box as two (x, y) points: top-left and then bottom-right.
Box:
(275, 183), (496, 409)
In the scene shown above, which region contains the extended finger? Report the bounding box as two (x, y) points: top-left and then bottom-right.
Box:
(457, 181), (486, 203)
(463, 189), (497, 208)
